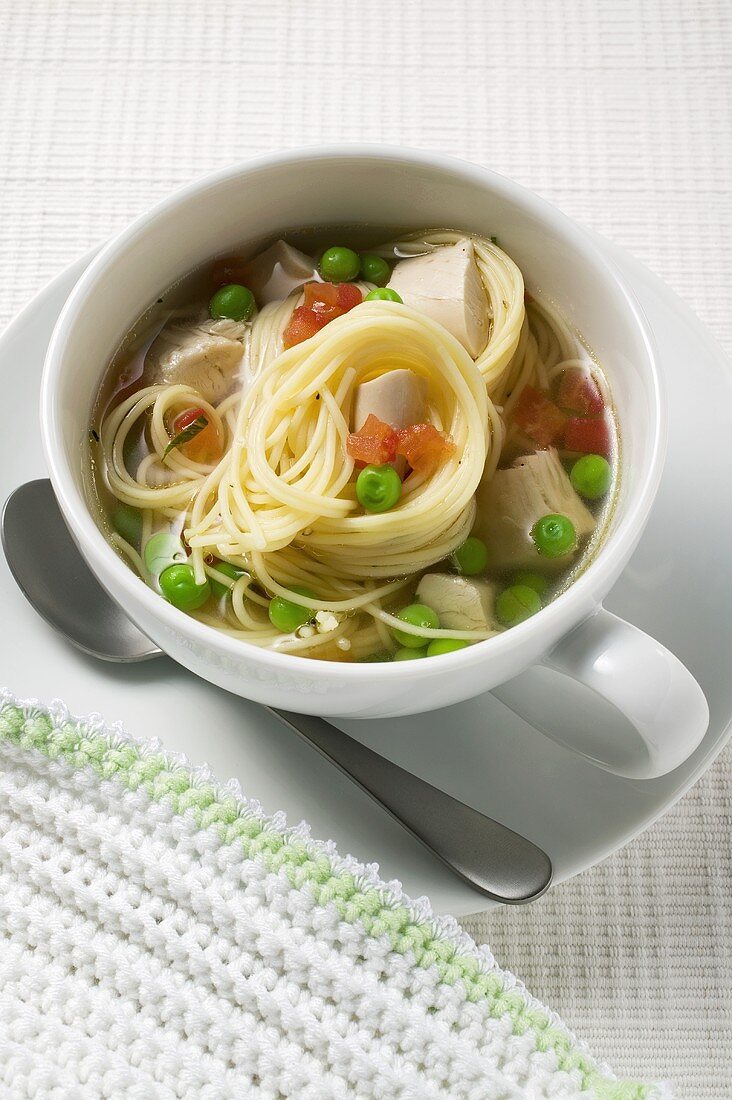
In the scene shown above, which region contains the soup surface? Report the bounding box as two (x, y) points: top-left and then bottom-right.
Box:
(90, 228), (618, 662)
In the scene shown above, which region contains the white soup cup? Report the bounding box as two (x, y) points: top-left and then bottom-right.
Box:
(41, 146), (709, 779)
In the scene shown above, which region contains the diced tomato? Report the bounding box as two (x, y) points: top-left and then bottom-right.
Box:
(336, 283), (363, 310)
(211, 256), (249, 288)
(303, 281), (340, 313)
(346, 416), (456, 476)
(556, 369), (604, 416)
(283, 281), (362, 348)
(173, 408), (204, 432)
(346, 414), (398, 467)
(396, 423), (456, 475)
(564, 416), (612, 458)
(282, 306), (329, 348)
(514, 385), (567, 447)
(302, 281), (363, 315)
(171, 407), (222, 464)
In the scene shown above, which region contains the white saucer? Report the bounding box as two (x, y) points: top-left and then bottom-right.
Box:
(2, 239), (730, 917)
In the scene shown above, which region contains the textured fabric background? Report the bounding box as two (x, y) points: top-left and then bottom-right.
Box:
(0, 1), (730, 1096)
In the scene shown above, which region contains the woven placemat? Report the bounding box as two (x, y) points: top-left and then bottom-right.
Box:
(0, 691), (666, 1098)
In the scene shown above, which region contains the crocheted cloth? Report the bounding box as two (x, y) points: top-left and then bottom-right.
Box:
(0, 691), (666, 1099)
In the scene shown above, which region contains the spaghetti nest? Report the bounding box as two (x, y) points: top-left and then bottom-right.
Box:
(185, 300), (496, 588)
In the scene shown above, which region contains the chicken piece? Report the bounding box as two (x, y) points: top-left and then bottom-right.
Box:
(416, 573), (498, 632)
(353, 368), (428, 477)
(474, 448), (596, 571)
(352, 369), (428, 432)
(147, 319), (246, 405)
(242, 240), (316, 305)
(387, 240), (490, 357)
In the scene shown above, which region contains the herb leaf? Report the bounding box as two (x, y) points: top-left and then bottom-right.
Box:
(163, 414), (208, 459)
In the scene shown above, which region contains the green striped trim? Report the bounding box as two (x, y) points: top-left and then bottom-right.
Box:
(0, 700), (656, 1099)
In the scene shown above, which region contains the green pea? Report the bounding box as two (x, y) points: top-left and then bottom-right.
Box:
(364, 288), (402, 303)
(144, 531), (186, 577)
(209, 561), (246, 600)
(356, 463), (402, 513)
(358, 652), (394, 663)
(392, 603), (440, 648)
(570, 453), (612, 500)
(159, 563), (211, 612)
(209, 283), (255, 322)
(512, 571), (549, 599)
(496, 584), (542, 627)
(268, 585), (316, 633)
(452, 536), (489, 576)
(531, 514), (577, 558)
(426, 638), (469, 656)
(393, 646), (428, 660)
(359, 254), (391, 286)
(112, 504), (142, 547)
(319, 246), (360, 282)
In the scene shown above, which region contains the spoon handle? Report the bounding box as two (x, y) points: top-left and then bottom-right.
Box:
(269, 708), (552, 903)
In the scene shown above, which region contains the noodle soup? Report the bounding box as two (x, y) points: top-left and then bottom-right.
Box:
(90, 229), (618, 662)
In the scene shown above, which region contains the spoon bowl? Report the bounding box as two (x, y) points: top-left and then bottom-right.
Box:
(3, 479), (161, 662)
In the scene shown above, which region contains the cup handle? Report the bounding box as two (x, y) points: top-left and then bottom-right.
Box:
(491, 607), (709, 779)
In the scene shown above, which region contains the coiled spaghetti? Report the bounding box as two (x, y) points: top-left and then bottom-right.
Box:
(187, 301), (492, 580)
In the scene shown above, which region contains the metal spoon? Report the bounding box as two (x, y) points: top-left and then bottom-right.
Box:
(2, 479), (552, 903)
